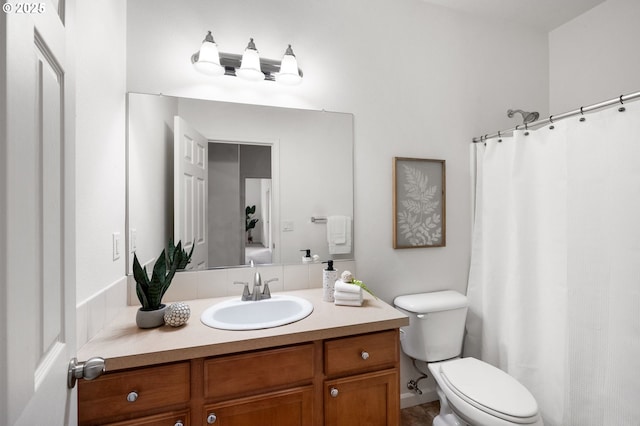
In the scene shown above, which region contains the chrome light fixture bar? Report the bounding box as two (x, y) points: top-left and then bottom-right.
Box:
(191, 32), (303, 84)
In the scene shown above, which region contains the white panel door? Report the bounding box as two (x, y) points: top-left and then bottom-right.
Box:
(2, 1), (77, 425)
(174, 116), (208, 269)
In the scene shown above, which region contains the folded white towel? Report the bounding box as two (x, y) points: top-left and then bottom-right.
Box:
(334, 298), (363, 307)
(334, 280), (361, 294)
(333, 290), (363, 301)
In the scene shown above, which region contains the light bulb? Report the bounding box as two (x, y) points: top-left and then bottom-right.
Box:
(236, 38), (264, 81)
(193, 31), (224, 76)
(276, 45), (302, 85)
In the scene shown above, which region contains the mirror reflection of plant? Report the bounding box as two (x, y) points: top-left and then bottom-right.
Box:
(133, 240), (194, 311)
(245, 205), (259, 232)
(167, 238), (194, 270)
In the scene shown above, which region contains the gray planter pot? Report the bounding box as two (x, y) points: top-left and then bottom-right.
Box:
(136, 304), (167, 329)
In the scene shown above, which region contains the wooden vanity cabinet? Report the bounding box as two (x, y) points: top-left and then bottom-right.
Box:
(78, 330), (400, 426)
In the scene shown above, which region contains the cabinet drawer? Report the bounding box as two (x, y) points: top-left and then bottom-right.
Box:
(204, 343), (315, 400)
(324, 330), (398, 376)
(78, 362), (190, 425)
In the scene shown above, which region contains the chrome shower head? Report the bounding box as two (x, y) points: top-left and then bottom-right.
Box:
(508, 109), (540, 124)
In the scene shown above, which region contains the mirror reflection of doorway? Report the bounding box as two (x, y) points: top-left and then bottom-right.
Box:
(245, 178), (272, 265)
(208, 142), (272, 267)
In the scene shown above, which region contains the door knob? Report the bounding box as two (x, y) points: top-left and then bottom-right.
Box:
(330, 387), (339, 398)
(67, 357), (105, 389)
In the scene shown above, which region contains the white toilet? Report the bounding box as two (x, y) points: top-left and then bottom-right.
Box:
(394, 290), (543, 426)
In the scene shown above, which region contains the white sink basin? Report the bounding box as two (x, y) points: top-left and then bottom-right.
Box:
(200, 294), (314, 330)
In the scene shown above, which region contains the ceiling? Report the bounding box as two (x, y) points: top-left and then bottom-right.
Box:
(422, 0), (606, 31)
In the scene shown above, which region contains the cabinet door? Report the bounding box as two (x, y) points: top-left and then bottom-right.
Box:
(325, 369), (399, 426)
(105, 409), (190, 426)
(203, 386), (314, 426)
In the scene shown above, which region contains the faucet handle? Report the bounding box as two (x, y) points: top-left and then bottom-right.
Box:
(261, 278), (278, 299)
(233, 281), (250, 300)
(261, 283), (271, 299)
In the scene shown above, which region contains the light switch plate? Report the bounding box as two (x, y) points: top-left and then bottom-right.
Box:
(112, 232), (121, 261)
(282, 221), (294, 232)
(130, 228), (137, 253)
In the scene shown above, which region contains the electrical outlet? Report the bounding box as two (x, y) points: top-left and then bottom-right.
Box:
(112, 232), (121, 261)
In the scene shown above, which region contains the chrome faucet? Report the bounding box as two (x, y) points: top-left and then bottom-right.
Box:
(234, 261), (278, 301)
(251, 269), (262, 301)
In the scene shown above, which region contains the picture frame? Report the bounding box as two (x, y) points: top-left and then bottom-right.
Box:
(393, 157), (446, 248)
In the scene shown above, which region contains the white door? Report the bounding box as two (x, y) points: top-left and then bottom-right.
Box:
(174, 117), (208, 269)
(2, 1), (77, 425)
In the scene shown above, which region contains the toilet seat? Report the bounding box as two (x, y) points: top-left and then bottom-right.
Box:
(437, 358), (539, 424)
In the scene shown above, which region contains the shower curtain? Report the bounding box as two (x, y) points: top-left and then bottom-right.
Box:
(465, 100), (640, 426)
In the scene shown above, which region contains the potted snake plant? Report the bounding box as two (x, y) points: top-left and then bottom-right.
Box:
(133, 239), (194, 328)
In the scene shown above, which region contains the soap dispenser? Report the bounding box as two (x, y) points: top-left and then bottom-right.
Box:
(322, 260), (338, 302)
(301, 249), (312, 263)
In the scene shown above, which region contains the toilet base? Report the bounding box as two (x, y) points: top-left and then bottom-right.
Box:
(433, 387), (468, 426)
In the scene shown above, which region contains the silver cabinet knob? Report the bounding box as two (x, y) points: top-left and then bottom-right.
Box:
(361, 351), (370, 360)
(126, 391), (138, 402)
(207, 413), (217, 424)
(174, 421), (184, 426)
(330, 387), (339, 398)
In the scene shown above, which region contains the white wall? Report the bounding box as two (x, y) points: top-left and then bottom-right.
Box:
(549, 0), (640, 112)
(75, 0), (128, 304)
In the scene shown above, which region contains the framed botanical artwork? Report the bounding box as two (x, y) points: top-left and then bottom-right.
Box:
(393, 157), (446, 248)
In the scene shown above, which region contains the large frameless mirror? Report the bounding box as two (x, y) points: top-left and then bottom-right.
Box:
(127, 93), (354, 272)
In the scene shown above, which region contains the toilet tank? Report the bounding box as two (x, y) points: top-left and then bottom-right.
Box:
(394, 291), (468, 362)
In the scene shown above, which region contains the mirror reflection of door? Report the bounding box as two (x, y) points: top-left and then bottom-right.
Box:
(208, 142), (272, 267)
(174, 116), (208, 270)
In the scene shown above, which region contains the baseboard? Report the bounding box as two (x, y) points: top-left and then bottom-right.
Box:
(400, 390), (438, 409)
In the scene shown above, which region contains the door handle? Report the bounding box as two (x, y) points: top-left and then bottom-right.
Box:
(67, 357), (105, 388)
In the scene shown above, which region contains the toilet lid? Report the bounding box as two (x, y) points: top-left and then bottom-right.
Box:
(440, 358), (538, 420)
(394, 290), (468, 313)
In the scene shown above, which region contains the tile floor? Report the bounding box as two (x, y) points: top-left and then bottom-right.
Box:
(400, 400), (440, 425)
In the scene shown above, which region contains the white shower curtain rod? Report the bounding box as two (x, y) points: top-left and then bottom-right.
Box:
(472, 90), (640, 143)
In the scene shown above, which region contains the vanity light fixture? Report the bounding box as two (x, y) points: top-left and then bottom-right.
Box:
(191, 31), (303, 85)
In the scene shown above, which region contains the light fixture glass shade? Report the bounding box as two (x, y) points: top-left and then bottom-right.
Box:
(193, 31), (224, 76)
(276, 44), (302, 85)
(236, 38), (264, 81)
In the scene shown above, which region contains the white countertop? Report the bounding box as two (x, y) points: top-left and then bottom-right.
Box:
(77, 288), (409, 371)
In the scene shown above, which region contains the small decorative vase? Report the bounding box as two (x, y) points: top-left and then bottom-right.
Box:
(164, 302), (191, 327)
(136, 304), (167, 329)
